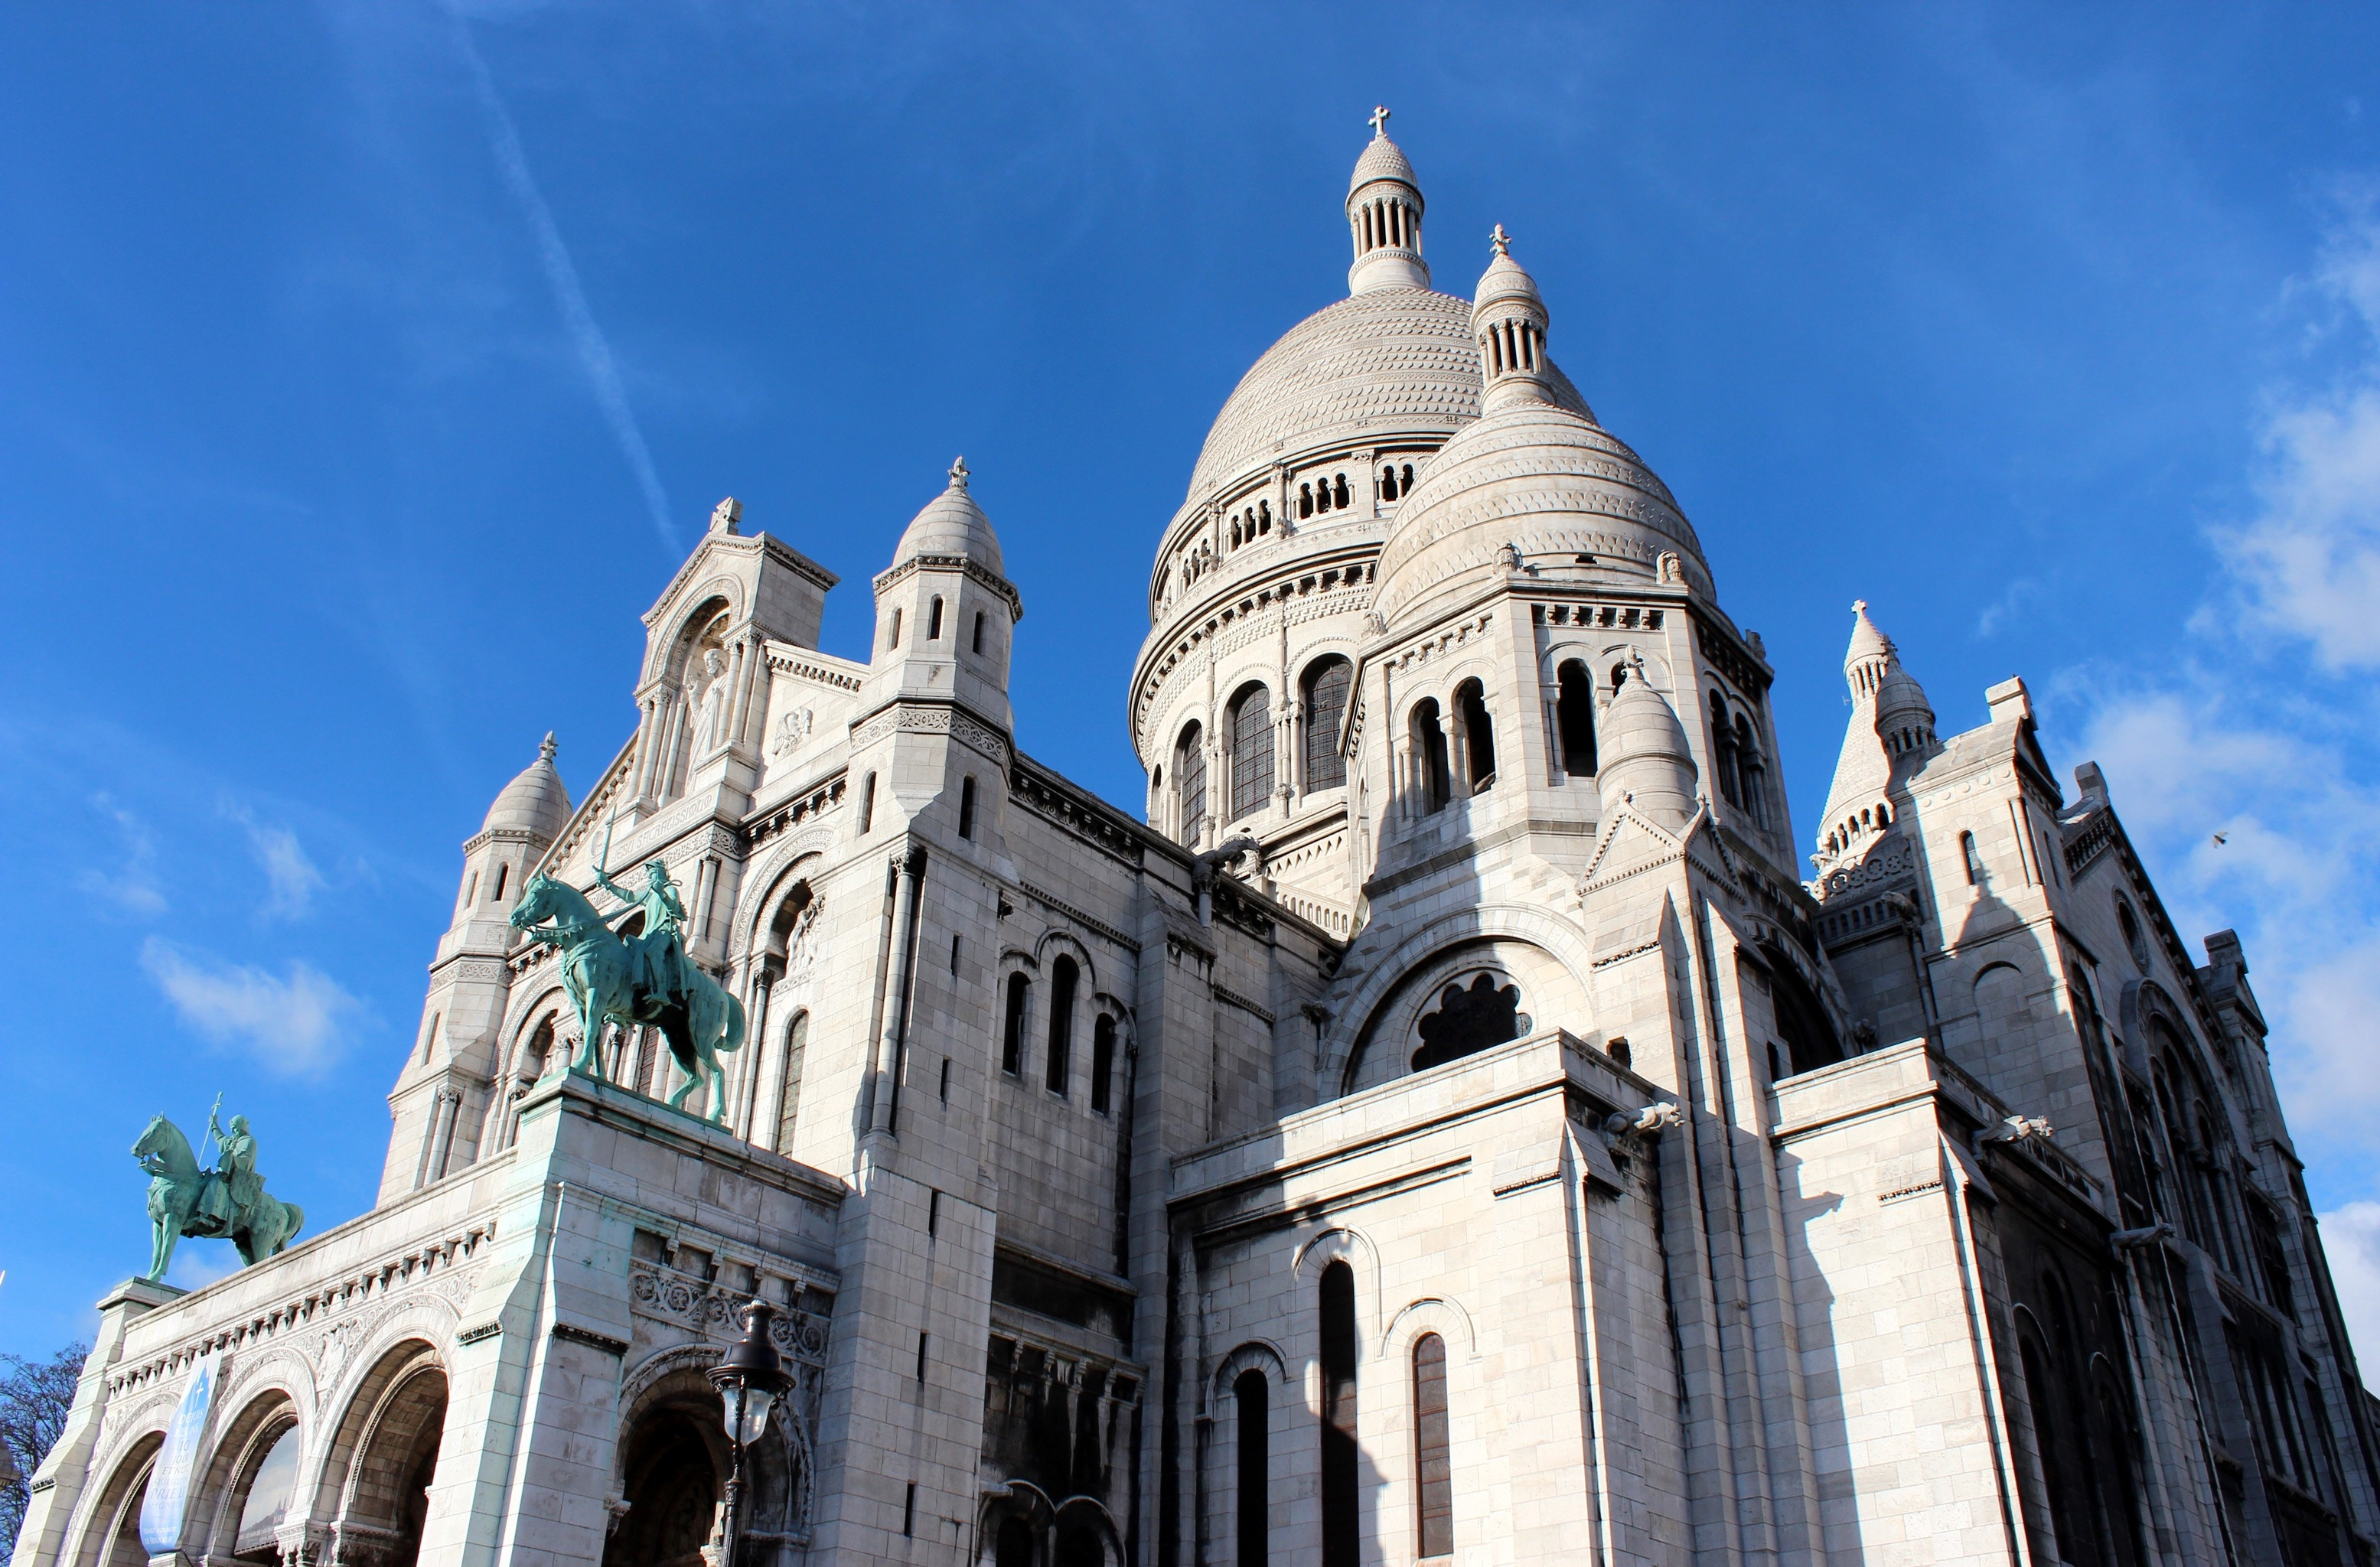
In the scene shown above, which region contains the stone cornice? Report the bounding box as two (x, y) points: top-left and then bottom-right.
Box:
(868, 553), (1024, 621)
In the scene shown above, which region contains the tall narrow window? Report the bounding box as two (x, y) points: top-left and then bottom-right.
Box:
(1230, 684), (1274, 820)
(1413, 1333), (1452, 1558)
(463, 871), (478, 909)
(1455, 679), (1495, 790)
(1047, 956), (1078, 1095)
(775, 1011), (809, 1152)
(1235, 1370), (1268, 1567)
(1333, 474), (1350, 510)
(973, 611), (986, 654)
(1556, 660), (1597, 775)
(491, 862), (508, 903)
(1091, 1014), (1117, 1113)
(860, 772), (878, 834)
(1175, 722), (1208, 845)
(888, 607), (903, 650)
(958, 776), (977, 840)
(1321, 1261), (1359, 1567)
(1412, 700), (1451, 813)
(928, 596), (944, 641)
(1002, 974), (1030, 1077)
(1709, 692), (1743, 808)
(1302, 658), (1352, 791)
(1734, 715), (1769, 828)
(1961, 831), (1984, 885)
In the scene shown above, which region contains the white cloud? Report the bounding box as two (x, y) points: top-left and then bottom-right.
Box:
(2218, 210), (2380, 669)
(77, 793), (166, 916)
(2317, 1203), (2380, 1370)
(141, 938), (362, 1077)
(224, 804), (325, 920)
(166, 1245), (240, 1293)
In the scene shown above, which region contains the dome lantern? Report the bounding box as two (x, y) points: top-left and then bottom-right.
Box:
(1346, 107), (1430, 295)
(1473, 226), (1554, 412)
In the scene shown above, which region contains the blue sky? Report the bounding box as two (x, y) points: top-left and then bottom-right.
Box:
(8, 2), (2380, 1360)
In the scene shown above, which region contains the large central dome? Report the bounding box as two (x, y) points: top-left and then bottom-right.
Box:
(1182, 288), (1594, 504)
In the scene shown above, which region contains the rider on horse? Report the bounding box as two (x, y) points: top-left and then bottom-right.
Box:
(594, 858), (696, 1006)
(194, 1106), (262, 1229)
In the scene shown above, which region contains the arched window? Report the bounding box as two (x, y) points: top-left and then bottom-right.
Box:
(1302, 658), (1352, 792)
(1556, 660), (1596, 775)
(233, 1419), (302, 1560)
(1091, 1014), (1117, 1113)
(1259, 500), (1271, 531)
(1412, 699), (1451, 813)
(1299, 482), (1315, 519)
(1175, 722), (1208, 845)
(491, 862), (508, 904)
(860, 773), (877, 834)
(1230, 684), (1274, 820)
(1961, 831), (1985, 885)
(1002, 973), (1030, 1077)
(463, 871), (478, 910)
(928, 596), (944, 641)
(1709, 692), (1743, 808)
(1401, 463), (1414, 493)
(1235, 1370), (1268, 1567)
(1047, 956), (1077, 1095)
(1734, 715), (1769, 828)
(1413, 1333), (1452, 1559)
(973, 611), (986, 654)
(1454, 679), (1495, 792)
(1333, 473), (1350, 510)
(1381, 464), (1400, 501)
(775, 1011), (809, 1152)
(887, 606), (902, 650)
(1321, 1261), (1359, 1567)
(958, 776), (977, 840)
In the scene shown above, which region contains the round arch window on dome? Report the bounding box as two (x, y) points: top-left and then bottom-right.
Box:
(1228, 685), (1274, 821)
(1412, 972), (1531, 1071)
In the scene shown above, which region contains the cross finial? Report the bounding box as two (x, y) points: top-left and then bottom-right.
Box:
(539, 731), (557, 764)
(1490, 223), (1511, 257)
(709, 495), (742, 534)
(1851, 598), (1868, 615)
(949, 455), (970, 490)
(1369, 105), (1391, 138)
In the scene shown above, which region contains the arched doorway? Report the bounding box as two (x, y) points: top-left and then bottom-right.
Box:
(75, 1434), (162, 1567)
(605, 1365), (729, 1567)
(191, 1392), (301, 1565)
(314, 1344), (447, 1567)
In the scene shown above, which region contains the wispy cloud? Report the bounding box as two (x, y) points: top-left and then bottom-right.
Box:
(223, 802), (326, 921)
(167, 1246), (240, 1293)
(448, 12), (677, 555)
(77, 793), (167, 917)
(141, 938), (362, 1077)
(2316, 1203), (2380, 1370)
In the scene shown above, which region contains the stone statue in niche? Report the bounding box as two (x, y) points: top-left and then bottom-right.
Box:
(690, 648), (729, 756)
(1411, 972), (1528, 1072)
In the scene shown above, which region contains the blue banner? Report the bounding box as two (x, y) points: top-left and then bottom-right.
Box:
(139, 1351), (217, 1557)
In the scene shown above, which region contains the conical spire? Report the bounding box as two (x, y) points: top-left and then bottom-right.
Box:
(1473, 225), (1553, 412)
(1818, 601), (1935, 865)
(892, 456), (1003, 573)
(1346, 106), (1430, 295)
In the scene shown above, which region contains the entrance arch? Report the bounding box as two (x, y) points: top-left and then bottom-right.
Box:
(311, 1342), (447, 1567)
(605, 1360), (729, 1567)
(73, 1432), (162, 1567)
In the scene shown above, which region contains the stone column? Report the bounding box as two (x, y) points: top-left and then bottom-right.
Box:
(866, 848), (926, 1136)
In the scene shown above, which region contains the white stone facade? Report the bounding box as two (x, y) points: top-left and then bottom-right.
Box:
(16, 123), (2380, 1567)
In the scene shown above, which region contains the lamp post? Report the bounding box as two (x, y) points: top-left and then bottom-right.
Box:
(709, 1298), (792, 1567)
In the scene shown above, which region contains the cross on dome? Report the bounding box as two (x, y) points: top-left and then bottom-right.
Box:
(950, 456), (970, 490)
(1491, 223), (1511, 256)
(1369, 105), (1391, 138)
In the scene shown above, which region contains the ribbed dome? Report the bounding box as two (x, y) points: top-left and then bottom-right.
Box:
(483, 734), (572, 842)
(895, 458), (1004, 574)
(1372, 400), (1706, 629)
(1182, 290), (1595, 504)
(1349, 134), (1418, 194)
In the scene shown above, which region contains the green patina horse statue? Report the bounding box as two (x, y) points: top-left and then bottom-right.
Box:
(509, 870), (746, 1123)
(134, 1113), (305, 1283)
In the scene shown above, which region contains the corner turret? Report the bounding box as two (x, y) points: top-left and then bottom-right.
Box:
(1346, 106), (1430, 294)
(1596, 656), (1700, 827)
(1472, 226), (1554, 412)
(1818, 600), (1935, 865)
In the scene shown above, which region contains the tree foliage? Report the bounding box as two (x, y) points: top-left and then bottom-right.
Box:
(0, 1342), (86, 1558)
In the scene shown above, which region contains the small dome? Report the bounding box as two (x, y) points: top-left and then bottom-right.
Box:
(894, 458), (1004, 574)
(483, 733), (572, 842)
(1472, 227), (1541, 318)
(1373, 399), (1704, 629)
(1597, 664), (1699, 826)
(1844, 600), (1893, 671)
(1349, 133), (1419, 196)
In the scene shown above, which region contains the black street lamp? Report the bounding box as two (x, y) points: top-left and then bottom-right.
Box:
(709, 1298), (793, 1567)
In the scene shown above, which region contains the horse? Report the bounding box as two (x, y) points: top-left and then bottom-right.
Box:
(133, 1117), (305, 1282)
(510, 871), (747, 1123)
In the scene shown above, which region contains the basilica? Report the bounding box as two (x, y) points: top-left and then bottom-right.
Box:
(18, 119), (2380, 1567)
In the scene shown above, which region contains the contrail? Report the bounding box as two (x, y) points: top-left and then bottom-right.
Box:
(451, 18), (678, 555)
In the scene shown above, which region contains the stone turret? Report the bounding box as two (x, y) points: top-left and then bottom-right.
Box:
(1818, 600), (1935, 863)
(379, 733), (569, 1204)
(1596, 658), (1700, 827)
(1346, 106), (1430, 294)
(1472, 225), (1554, 412)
